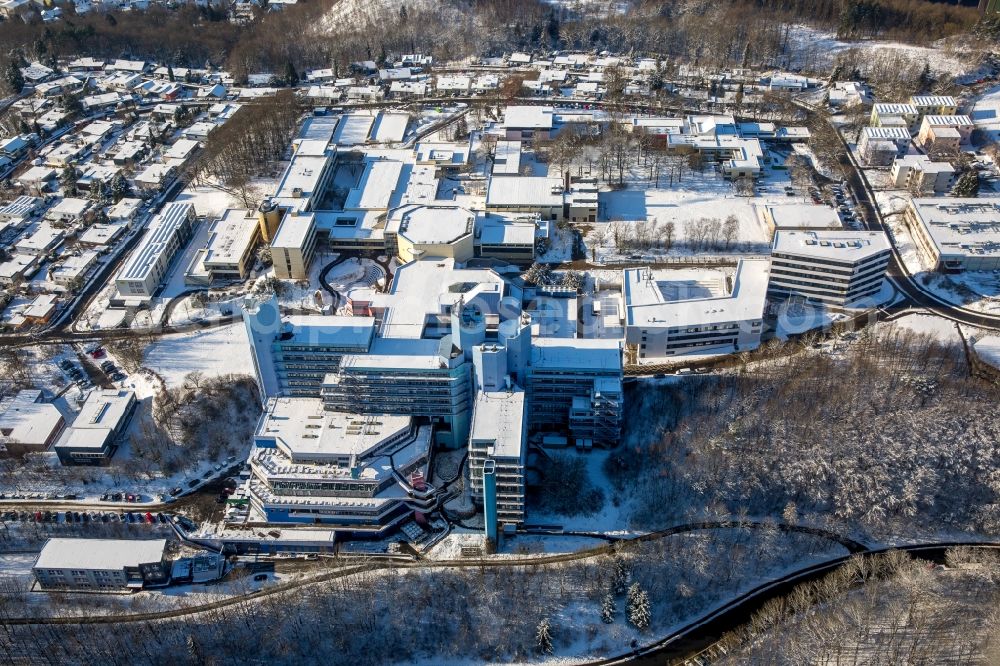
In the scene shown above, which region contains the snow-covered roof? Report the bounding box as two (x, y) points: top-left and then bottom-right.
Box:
(470, 388), (526, 460)
(772, 230), (890, 262)
(623, 259), (770, 329)
(34, 538), (165, 571)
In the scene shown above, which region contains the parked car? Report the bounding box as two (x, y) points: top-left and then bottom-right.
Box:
(253, 574), (268, 582)
(111, 372), (126, 382)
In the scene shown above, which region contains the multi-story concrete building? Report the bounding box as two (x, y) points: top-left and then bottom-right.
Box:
(858, 127), (912, 166)
(115, 202), (196, 301)
(769, 230), (891, 309)
(916, 115), (974, 156)
(623, 259), (770, 359)
(270, 211), (317, 280)
(55, 389), (137, 465)
(468, 389), (527, 528)
(243, 397), (433, 530)
(910, 95), (958, 120)
(905, 198), (1000, 271)
(486, 176), (566, 221)
(890, 155), (956, 194)
(870, 103), (918, 131)
(525, 338), (624, 445)
(185, 208), (261, 285)
(243, 296), (377, 398)
(384, 203), (475, 263)
(321, 337), (474, 448)
(32, 538), (168, 591)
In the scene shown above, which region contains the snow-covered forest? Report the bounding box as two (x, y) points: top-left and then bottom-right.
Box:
(611, 327), (1000, 539)
(0, 528), (842, 664)
(719, 548), (1000, 664)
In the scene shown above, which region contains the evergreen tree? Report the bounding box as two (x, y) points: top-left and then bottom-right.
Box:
(601, 593), (616, 624)
(612, 556), (629, 595)
(283, 61), (299, 87)
(546, 12), (560, 46)
(918, 62), (932, 90)
(109, 173), (130, 202)
(627, 583), (650, 630)
(4, 60), (23, 95)
(62, 165), (77, 196)
(90, 179), (106, 202)
(952, 170), (980, 197)
(535, 617), (553, 654)
(167, 66), (175, 83)
(399, 4), (407, 20)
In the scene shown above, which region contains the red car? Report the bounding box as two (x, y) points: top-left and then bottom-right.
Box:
(144, 512), (154, 523)
(90, 348), (106, 359)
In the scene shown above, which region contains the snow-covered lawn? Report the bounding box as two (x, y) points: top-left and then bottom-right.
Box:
(142, 323), (253, 389)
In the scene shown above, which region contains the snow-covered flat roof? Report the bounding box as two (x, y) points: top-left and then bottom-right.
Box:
(370, 259), (507, 339)
(487, 176), (564, 208)
(765, 203), (842, 230)
(73, 389), (134, 431)
(271, 211), (315, 250)
(911, 95), (956, 107)
(909, 198), (1000, 260)
(772, 230), (890, 262)
(256, 397), (412, 463)
(922, 114), (973, 127)
(0, 391), (62, 447)
(344, 159), (405, 211)
(530, 337), (622, 372)
(274, 153), (331, 201)
(861, 126), (911, 141)
(388, 203), (474, 246)
(503, 105), (554, 130)
(34, 538), (165, 571)
(333, 112), (377, 146)
(470, 388), (525, 460)
(202, 209), (259, 267)
(624, 258), (770, 328)
(370, 112), (409, 143)
(279, 314), (375, 349)
(119, 202), (193, 281)
(874, 103), (917, 115)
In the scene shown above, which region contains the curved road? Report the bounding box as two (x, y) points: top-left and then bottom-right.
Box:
(2, 517), (861, 626)
(794, 96), (1000, 331)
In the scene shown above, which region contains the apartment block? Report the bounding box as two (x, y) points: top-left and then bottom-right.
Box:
(870, 103), (918, 131)
(890, 155), (955, 194)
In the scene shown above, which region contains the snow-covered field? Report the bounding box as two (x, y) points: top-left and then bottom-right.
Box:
(785, 25), (981, 78)
(142, 323), (253, 390)
(971, 84), (1000, 143)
